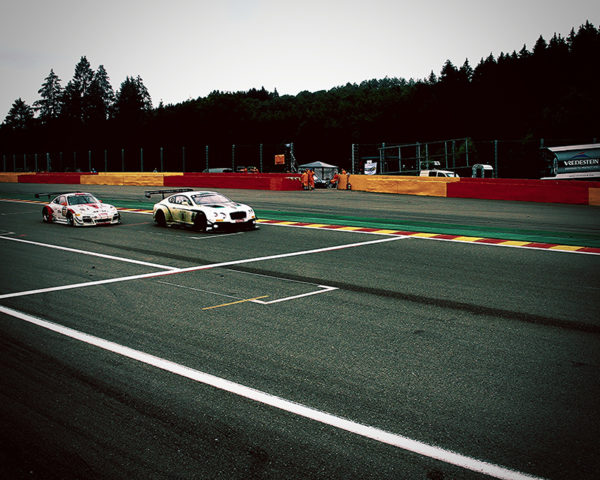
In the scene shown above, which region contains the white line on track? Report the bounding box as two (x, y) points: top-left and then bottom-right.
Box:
(0, 235), (178, 270)
(159, 271), (338, 305)
(0, 304), (545, 480)
(251, 285), (337, 304)
(0, 236), (403, 299)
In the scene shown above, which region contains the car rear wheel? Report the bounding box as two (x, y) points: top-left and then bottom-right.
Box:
(42, 207), (53, 223)
(155, 210), (167, 227)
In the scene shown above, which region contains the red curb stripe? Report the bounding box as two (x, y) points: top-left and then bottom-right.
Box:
(259, 219), (598, 254)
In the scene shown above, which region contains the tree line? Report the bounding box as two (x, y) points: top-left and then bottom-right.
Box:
(1, 21), (598, 176)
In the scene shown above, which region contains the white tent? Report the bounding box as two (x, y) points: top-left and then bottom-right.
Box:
(298, 161), (339, 181)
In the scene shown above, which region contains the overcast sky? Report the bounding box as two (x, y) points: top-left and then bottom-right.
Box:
(1, 0), (599, 120)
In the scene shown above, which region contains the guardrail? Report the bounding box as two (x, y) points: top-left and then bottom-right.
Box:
(1, 172), (598, 205)
(0, 171), (302, 191)
(340, 175), (600, 206)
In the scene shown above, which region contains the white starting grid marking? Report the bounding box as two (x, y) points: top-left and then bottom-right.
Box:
(0, 232), (546, 479)
(0, 235), (401, 300)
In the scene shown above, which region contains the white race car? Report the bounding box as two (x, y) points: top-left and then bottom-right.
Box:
(146, 189), (257, 232)
(36, 192), (121, 226)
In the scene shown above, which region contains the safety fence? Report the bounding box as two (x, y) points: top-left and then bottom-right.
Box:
(0, 143), (296, 175)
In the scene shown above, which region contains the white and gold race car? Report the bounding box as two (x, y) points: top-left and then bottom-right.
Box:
(36, 192), (121, 226)
(145, 189), (258, 232)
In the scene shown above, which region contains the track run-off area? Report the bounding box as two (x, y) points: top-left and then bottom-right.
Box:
(1, 184), (599, 479)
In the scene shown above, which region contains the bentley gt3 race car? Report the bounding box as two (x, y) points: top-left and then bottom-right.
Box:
(36, 192), (121, 226)
(146, 189), (257, 232)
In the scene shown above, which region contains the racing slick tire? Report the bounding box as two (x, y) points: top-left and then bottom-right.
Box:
(42, 207), (53, 223)
(155, 210), (167, 227)
(193, 212), (207, 232)
(66, 213), (75, 227)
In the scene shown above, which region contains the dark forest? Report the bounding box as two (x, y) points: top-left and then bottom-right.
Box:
(1, 21), (598, 177)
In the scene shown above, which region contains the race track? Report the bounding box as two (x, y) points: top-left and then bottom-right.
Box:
(1, 184), (599, 480)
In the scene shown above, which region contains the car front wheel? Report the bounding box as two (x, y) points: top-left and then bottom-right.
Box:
(155, 210), (167, 227)
(193, 212), (207, 232)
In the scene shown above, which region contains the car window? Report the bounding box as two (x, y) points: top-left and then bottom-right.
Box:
(68, 194), (96, 205)
(169, 195), (191, 206)
(191, 193), (232, 205)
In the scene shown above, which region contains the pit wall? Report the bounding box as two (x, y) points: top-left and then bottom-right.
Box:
(340, 175), (600, 206)
(1, 172), (598, 205)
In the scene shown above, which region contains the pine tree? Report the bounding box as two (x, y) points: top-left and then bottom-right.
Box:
(61, 56), (95, 122)
(3, 98), (34, 129)
(114, 76), (152, 121)
(33, 69), (62, 122)
(86, 64), (115, 122)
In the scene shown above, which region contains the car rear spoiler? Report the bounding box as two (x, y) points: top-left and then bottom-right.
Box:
(35, 192), (83, 199)
(144, 188), (193, 199)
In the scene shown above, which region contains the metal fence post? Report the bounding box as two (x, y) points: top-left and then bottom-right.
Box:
(444, 141), (448, 169)
(452, 140), (456, 170)
(494, 140), (498, 178)
(88, 150), (92, 171)
(398, 146), (402, 173)
(140, 147), (144, 172)
(205, 145), (209, 171)
(121, 148), (125, 172)
(232, 144), (236, 171)
(259, 143), (263, 172)
(160, 147), (164, 172)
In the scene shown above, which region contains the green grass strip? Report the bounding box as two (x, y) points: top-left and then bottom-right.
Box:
(255, 209), (600, 248)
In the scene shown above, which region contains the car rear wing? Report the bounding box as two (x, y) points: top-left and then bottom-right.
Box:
(35, 192), (83, 199)
(144, 188), (193, 199)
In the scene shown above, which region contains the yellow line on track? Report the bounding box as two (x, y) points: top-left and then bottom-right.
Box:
(202, 295), (269, 310)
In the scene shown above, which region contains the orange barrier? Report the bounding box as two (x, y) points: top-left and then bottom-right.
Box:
(80, 172), (172, 186)
(346, 175), (457, 197)
(589, 188), (600, 206)
(0, 172), (35, 182)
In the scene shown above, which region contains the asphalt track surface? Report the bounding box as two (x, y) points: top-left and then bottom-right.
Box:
(1, 184), (599, 479)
